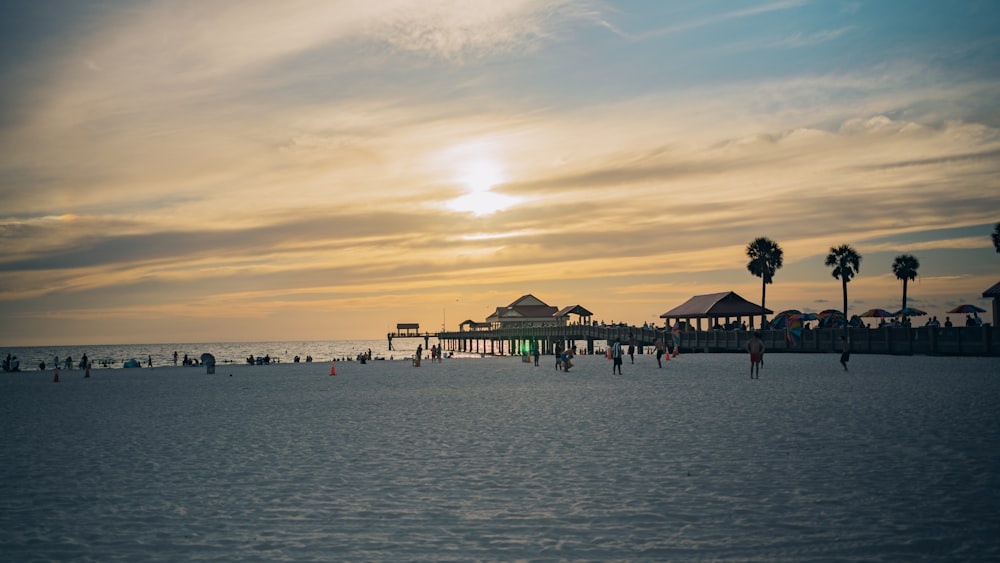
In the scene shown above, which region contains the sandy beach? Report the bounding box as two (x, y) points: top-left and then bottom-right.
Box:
(2, 352), (998, 561)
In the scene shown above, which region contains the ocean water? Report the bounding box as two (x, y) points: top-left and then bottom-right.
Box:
(1, 353), (998, 561)
(1, 339), (429, 370)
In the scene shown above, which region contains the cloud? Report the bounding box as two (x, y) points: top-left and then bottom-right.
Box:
(769, 26), (855, 48)
(623, 0), (807, 40)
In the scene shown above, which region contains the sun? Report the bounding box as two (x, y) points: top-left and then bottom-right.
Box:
(446, 158), (519, 216)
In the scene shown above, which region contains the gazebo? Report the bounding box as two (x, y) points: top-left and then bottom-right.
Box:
(554, 304), (594, 326)
(660, 291), (772, 331)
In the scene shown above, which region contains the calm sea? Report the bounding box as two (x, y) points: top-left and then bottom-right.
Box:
(1, 338), (446, 370)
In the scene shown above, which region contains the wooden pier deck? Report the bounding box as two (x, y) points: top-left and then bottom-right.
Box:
(390, 324), (1000, 357)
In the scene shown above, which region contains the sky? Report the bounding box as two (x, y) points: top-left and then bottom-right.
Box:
(1, 0), (999, 346)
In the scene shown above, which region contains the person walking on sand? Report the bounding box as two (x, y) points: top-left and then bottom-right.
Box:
(627, 334), (636, 364)
(745, 331), (765, 379)
(839, 337), (850, 371)
(654, 337), (666, 368)
(611, 338), (623, 375)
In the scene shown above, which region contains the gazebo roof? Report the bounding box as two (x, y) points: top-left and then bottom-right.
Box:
(555, 305), (593, 317)
(983, 281), (1000, 297)
(659, 291), (771, 318)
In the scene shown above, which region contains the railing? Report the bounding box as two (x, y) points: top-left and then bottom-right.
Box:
(435, 325), (998, 356)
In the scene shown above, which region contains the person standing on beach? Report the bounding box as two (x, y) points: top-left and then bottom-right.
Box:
(839, 337), (850, 371)
(745, 331), (765, 379)
(611, 338), (623, 374)
(627, 334), (636, 364)
(654, 337), (666, 368)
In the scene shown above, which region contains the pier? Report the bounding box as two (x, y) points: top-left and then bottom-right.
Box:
(390, 324), (1000, 357)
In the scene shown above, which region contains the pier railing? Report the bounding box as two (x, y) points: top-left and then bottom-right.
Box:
(422, 324), (998, 357)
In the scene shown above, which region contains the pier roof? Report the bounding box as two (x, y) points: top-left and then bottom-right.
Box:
(659, 291), (771, 319)
(555, 305), (593, 318)
(983, 281), (1000, 297)
(487, 294), (559, 323)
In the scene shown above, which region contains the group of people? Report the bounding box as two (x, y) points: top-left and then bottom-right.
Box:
(42, 354), (91, 371)
(245, 354), (273, 365)
(414, 344), (446, 365)
(2, 354), (20, 372)
(554, 343), (574, 371)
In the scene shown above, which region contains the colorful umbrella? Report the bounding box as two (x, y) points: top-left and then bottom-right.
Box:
(946, 304), (986, 314)
(817, 309), (846, 328)
(770, 310), (801, 329)
(778, 312), (819, 347)
(773, 309), (802, 317)
(859, 308), (895, 318)
(784, 315), (806, 346)
(894, 307), (927, 317)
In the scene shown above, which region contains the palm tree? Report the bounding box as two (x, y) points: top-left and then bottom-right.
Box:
(746, 237), (784, 328)
(891, 254), (920, 310)
(992, 222), (1000, 254)
(825, 244), (862, 337)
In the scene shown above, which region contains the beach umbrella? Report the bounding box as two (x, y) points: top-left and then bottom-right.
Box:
(946, 304), (986, 314)
(784, 314), (807, 347)
(773, 309), (802, 318)
(817, 309), (845, 326)
(771, 314), (788, 329)
(775, 312), (818, 347)
(770, 310), (801, 329)
(859, 308), (895, 318)
(894, 307), (927, 317)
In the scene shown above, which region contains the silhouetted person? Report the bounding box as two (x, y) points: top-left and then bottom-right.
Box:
(611, 338), (623, 374)
(839, 337), (850, 371)
(746, 331), (764, 379)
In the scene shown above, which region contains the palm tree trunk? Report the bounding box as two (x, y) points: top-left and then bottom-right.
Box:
(761, 278), (767, 327)
(902, 279), (908, 310)
(842, 278), (849, 340)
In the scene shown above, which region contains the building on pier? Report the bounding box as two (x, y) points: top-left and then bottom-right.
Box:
(485, 294), (592, 329)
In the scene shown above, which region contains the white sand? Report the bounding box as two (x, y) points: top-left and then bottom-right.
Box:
(1, 353), (998, 561)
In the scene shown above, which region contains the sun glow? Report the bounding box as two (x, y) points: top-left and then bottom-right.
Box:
(446, 158), (520, 216)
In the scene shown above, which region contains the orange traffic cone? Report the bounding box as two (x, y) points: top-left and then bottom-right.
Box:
(329, 362), (336, 376)
(53, 369), (60, 383)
